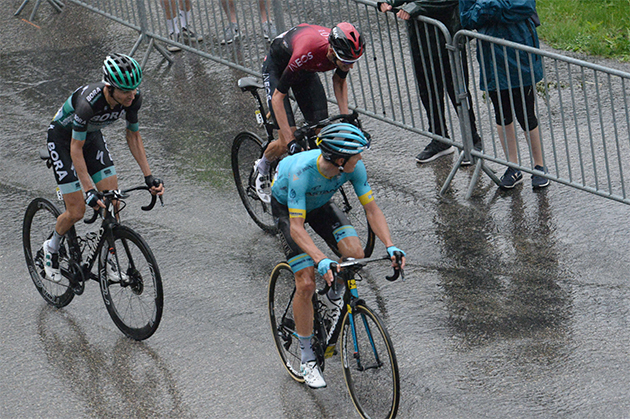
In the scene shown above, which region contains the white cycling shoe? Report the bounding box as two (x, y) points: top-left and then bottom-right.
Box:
(42, 239), (61, 283)
(301, 361), (327, 389)
(254, 159), (271, 204)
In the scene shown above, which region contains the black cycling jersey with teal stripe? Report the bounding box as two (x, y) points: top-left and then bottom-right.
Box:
(51, 82), (141, 141)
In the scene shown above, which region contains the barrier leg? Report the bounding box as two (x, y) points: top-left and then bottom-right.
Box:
(440, 149), (465, 196)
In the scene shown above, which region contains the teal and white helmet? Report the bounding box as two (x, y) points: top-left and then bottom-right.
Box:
(316, 123), (370, 162)
(102, 53), (142, 91)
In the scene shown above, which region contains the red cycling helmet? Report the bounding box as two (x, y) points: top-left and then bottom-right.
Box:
(328, 22), (365, 63)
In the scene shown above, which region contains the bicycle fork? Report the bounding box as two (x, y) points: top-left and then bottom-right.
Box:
(346, 279), (383, 371)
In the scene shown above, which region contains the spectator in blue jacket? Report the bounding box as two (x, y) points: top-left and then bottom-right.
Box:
(460, 0), (549, 189)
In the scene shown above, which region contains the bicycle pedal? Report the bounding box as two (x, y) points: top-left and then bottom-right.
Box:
(324, 344), (337, 359)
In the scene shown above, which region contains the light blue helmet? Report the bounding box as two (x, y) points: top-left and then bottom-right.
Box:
(316, 123), (370, 161)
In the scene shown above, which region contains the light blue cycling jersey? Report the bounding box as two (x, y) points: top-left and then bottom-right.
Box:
(271, 149), (374, 218)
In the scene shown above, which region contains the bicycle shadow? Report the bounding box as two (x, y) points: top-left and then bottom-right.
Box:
(36, 305), (192, 419)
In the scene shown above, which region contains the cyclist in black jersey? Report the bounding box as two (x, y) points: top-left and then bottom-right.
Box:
(42, 53), (164, 283)
(254, 22), (365, 203)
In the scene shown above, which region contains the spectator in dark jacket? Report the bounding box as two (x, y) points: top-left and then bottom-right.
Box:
(379, 0), (482, 165)
(460, 0), (549, 189)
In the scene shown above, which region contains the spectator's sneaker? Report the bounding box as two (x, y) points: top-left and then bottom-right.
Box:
(42, 239), (61, 283)
(532, 165), (550, 189)
(220, 23), (239, 45)
(181, 27), (203, 42)
(254, 159), (271, 203)
(499, 167), (523, 189)
(300, 361), (327, 389)
(262, 21), (277, 40)
(166, 32), (182, 52)
(415, 140), (455, 163)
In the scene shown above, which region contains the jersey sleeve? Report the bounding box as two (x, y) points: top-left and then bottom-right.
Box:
(125, 91), (142, 132)
(349, 160), (374, 206)
(71, 94), (95, 142)
(286, 170), (310, 218)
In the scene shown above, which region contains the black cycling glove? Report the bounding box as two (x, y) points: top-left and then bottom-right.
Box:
(85, 189), (99, 208)
(144, 175), (163, 188)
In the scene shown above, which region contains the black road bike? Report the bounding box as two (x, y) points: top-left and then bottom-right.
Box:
(23, 150), (164, 341)
(268, 253), (403, 419)
(231, 76), (375, 257)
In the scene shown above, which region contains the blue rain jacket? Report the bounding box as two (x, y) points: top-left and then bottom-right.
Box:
(459, 0), (543, 91)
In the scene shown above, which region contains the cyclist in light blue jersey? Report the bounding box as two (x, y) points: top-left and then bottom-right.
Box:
(270, 123), (406, 389)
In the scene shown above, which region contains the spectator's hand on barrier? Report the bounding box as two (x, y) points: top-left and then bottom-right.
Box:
(379, 3), (392, 13)
(397, 9), (410, 20)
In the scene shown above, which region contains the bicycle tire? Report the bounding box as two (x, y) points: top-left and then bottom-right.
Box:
(340, 304), (400, 419)
(329, 187), (376, 258)
(231, 131), (277, 233)
(23, 198), (75, 308)
(99, 225), (163, 341)
(268, 262), (305, 382)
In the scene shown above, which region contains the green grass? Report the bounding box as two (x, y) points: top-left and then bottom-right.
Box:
(537, 0), (630, 61)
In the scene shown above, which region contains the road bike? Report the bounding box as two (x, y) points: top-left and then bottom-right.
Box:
(23, 150), (164, 341)
(231, 76), (375, 257)
(268, 253), (403, 419)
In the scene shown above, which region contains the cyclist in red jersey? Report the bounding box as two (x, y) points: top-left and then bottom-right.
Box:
(254, 22), (365, 203)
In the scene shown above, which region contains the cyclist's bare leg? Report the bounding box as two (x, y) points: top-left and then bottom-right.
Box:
(293, 266), (317, 337)
(96, 175), (120, 218)
(54, 190), (86, 236)
(336, 236), (364, 260)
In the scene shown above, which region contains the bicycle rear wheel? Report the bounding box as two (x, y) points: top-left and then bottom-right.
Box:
(268, 262), (304, 382)
(99, 225), (163, 341)
(340, 304), (400, 419)
(22, 198), (75, 308)
(231, 131), (277, 233)
(329, 186), (376, 258)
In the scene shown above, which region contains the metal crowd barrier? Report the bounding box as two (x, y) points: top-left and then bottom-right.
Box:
(15, 0), (630, 205)
(449, 30), (630, 202)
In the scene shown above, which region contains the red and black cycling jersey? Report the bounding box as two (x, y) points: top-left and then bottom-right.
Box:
(268, 24), (348, 94)
(51, 82), (142, 142)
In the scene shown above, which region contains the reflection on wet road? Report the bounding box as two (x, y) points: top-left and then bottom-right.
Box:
(2, 5), (630, 418)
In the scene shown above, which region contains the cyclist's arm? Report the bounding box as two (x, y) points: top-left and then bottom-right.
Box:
(332, 72), (350, 114)
(126, 129), (164, 195)
(70, 138), (95, 193)
(271, 89), (296, 146)
(363, 200), (406, 269)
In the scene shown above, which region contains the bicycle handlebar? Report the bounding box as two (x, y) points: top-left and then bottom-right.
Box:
(329, 251), (405, 283)
(84, 185), (161, 224)
(293, 111), (360, 139)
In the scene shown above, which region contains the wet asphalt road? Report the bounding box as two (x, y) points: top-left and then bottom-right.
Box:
(2, 4), (630, 418)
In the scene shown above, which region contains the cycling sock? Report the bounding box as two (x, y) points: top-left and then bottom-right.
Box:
(48, 229), (62, 253)
(327, 283), (344, 301)
(298, 334), (316, 364)
(166, 19), (179, 35)
(179, 9), (191, 27)
(257, 155), (271, 176)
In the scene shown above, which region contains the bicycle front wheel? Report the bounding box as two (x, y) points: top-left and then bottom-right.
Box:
(268, 262), (304, 382)
(22, 198), (75, 308)
(231, 131), (277, 233)
(99, 225), (163, 340)
(340, 304), (400, 419)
